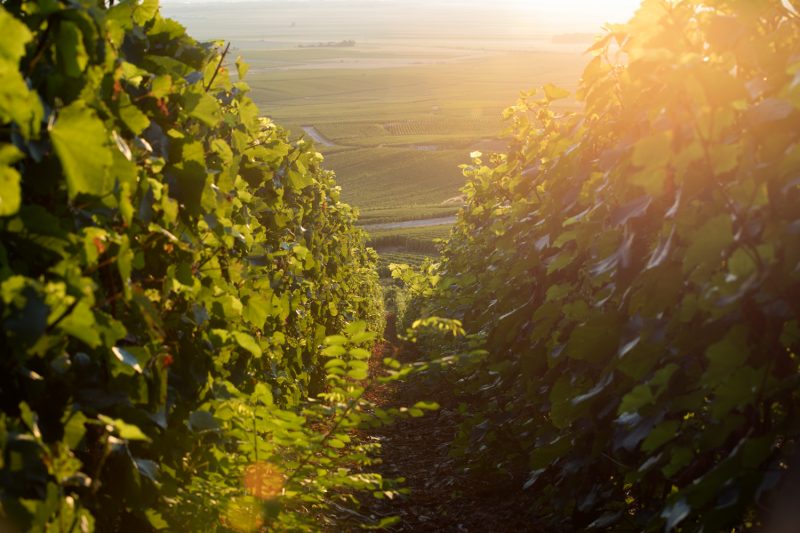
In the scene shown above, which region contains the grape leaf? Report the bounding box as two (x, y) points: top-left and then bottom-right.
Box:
(50, 102), (113, 198)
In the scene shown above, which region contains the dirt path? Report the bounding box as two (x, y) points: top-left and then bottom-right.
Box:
(361, 319), (543, 532)
(301, 125), (336, 147)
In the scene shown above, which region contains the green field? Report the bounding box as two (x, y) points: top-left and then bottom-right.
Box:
(240, 47), (586, 261)
(368, 224), (452, 256)
(163, 2), (589, 261)
(242, 47), (587, 224)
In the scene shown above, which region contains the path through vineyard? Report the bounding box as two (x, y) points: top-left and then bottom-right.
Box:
(359, 316), (542, 532)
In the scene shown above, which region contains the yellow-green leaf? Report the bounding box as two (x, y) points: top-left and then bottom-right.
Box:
(50, 103), (113, 199)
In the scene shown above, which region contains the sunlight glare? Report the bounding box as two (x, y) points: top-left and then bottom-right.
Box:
(517, 0), (641, 26)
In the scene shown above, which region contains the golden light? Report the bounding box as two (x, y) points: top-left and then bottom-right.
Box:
(243, 462), (284, 500)
(224, 496), (264, 533)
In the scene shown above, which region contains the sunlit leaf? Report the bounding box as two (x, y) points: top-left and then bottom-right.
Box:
(50, 103), (113, 198)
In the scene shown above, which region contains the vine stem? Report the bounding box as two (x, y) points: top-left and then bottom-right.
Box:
(204, 42), (231, 93)
(45, 300), (80, 333)
(283, 383), (372, 487)
(26, 17), (53, 78)
(253, 400), (259, 464)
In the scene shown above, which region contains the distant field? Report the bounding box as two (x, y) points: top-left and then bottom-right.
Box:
(248, 49), (585, 126)
(241, 47), (586, 229)
(378, 251), (430, 269)
(368, 224), (453, 256)
(323, 147), (468, 209)
(357, 205), (459, 225)
(163, 3), (590, 261)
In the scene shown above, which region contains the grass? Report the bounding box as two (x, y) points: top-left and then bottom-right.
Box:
(323, 147), (468, 209)
(368, 224), (453, 242)
(356, 205), (459, 225)
(377, 251), (430, 268)
(368, 224), (453, 255)
(248, 51), (585, 125)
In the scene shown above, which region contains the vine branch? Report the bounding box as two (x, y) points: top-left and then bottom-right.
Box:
(204, 42), (231, 93)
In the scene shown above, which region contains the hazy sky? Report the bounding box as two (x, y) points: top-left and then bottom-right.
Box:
(162, 0), (642, 32)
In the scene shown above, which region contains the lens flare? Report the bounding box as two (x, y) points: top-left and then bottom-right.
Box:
(243, 462), (284, 500)
(224, 496), (264, 533)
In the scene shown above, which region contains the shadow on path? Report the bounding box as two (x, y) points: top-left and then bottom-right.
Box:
(360, 315), (543, 532)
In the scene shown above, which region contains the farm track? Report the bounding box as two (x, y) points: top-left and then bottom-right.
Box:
(360, 318), (543, 532)
(301, 125), (336, 147)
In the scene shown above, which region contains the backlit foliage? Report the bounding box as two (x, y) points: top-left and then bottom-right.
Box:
(0, 0), (396, 530)
(425, 0), (800, 529)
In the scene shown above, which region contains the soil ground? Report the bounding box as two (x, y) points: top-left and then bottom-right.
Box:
(360, 316), (544, 532)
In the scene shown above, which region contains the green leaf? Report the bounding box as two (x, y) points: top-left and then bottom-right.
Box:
(618, 384), (653, 415)
(642, 420), (679, 452)
(728, 248), (756, 279)
(564, 315), (620, 363)
(711, 144), (739, 175)
(413, 401), (439, 411)
(324, 335), (348, 346)
(59, 300), (102, 348)
(185, 90), (221, 127)
(235, 55), (249, 80)
(233, 331), (262, 358)
(118, 98), (150, 135)
(0, 5), (33, 63)
(211, 138), (233, 164)
(287, 168), (313, 190)
(322, 345), (346, 357)
(705, 327), (748, 386)
(57, 21), (88, 77)
(98, 415), (151, 442)
(189, 410), (220, 431)
(633, 131), (672, 169)
(252, 383), (273, 405)
(50, 102), (113, 199)
(0, 11), (43, 139)
(0, 7), (33, 61)
(62, 411), (88, 449)
(145, 510), (169, 530)
(346, 321), (367, 336)
(0, 165), (21, 216)
(133, 0), (159, 24)
(711, 366), (761, 419)
(346, 367), (368, 380)
(171, 140), (207, 215)
(243, 294), (269, 327)
(529, 436), (571, 469)
(0, 144), (23, 216)
(151, 75), (173, 98)
(683, 215), (732, 273)
(351, 331), (378, 345)
(543, 83), (570, 101)
(349, 347), (371, 359)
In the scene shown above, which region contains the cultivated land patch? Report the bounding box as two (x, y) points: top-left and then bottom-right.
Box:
(244, 49), (585, 235)
(165, 2), (588, 259)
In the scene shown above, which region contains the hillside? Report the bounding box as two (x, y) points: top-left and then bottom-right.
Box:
(163, 0), (593, 261)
